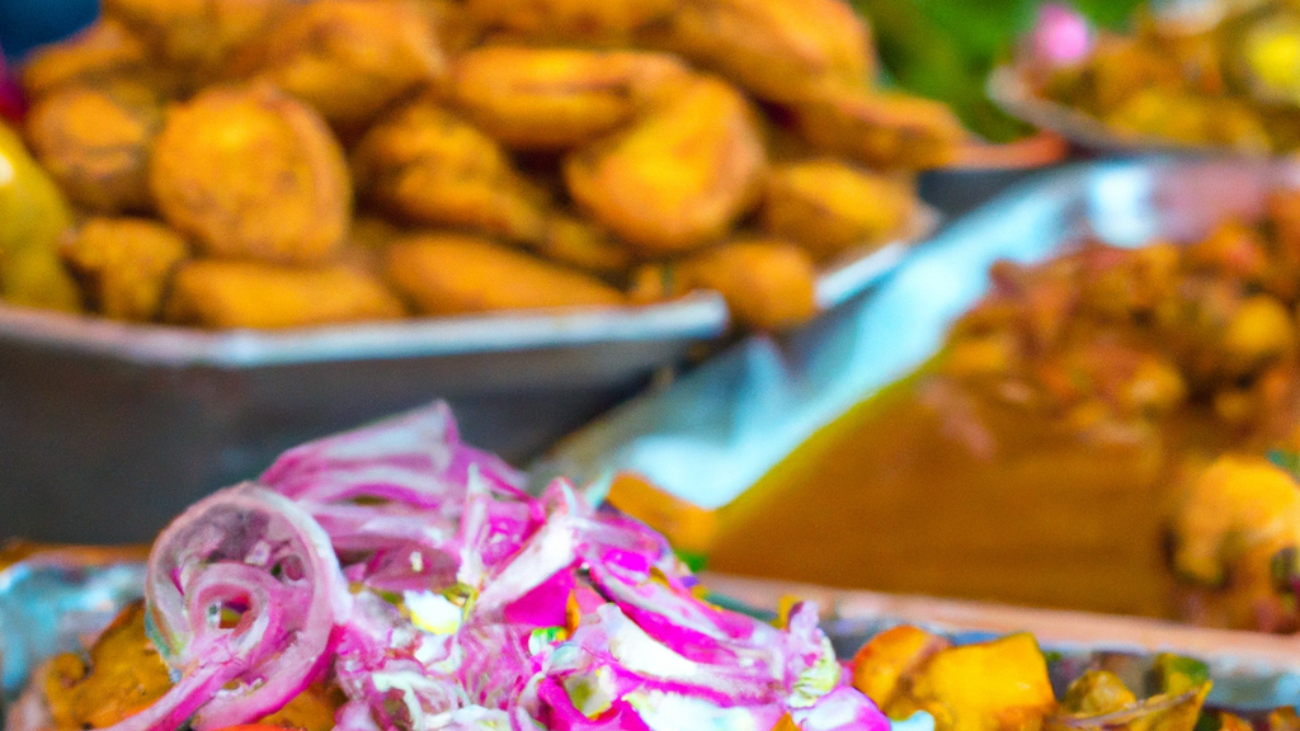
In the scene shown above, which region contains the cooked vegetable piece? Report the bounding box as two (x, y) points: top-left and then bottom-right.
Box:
(565, 75), (767, 256)
(61, 217), (188, 321)
(1060, 671), (1138, 716)
(102, 0), (290, 82)
(850, 625), (950, 711)
(385, 233), (625, 315)
(464, 0), (680, 45)
(794, 88), (965, 170)
(151, 83), (352, 264)
(25, 81), (163, 214)
(165, 260), (404, 329)
(352, 98), (548, 243)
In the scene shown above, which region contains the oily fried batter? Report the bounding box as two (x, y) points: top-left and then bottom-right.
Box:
(646, 0), (874, 103)
(450, 46), (688, 150)
(352, 98), (549, 242)
(44, 601), (171, 730)
(24, 81), (163, 214)
(464, 0), (679, 45)
(533, 213), (635, 275)
(794, 87), (966, 170)
(61, 217), (189, 322)
(631, 238), (817, 330)
(564, 75), (767, 256)
(385, 233), (625, 314)
(102, 0), (290, 83)
(165, 260), (405, 329)
(253, 0), (447, 132)
(762, 159), (916, 260)
(150, 83), (352, 264)
(20, 19), (180, 101)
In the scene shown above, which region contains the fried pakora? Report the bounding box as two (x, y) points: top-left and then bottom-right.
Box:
(464, 0), (679, 45)
(25, 81), (163, 214)
(352, 97), (548, 242)
(632, 238), (817, 330)
(166, 260), (405, 329)
(533, 214), (635, 275)
(101, 0), (290, 84)
(762, 159), (916, 260)
(794, 87), (965, 170)
(385, 233), (625, 314)
(252, 0), (447, 132)
(150, 83), (352, 264)
(450, 46), (688, 150)
(646, 0), (874, 103)
(19, 19), (177, 101)
(61, 217), (188, 322)
(564, 75), (767, 256)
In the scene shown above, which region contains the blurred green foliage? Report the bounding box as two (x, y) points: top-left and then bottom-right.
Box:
(852, 0), (1146, 141)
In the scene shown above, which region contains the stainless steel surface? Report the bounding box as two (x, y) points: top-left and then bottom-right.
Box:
(0, 216), (930, 545)
(535, 157), (1300, 508)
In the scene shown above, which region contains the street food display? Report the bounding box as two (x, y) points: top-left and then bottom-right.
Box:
(1012, 0), (1300, 154)
(0, 0), (962, 332)
(7, 403), (1300, 731)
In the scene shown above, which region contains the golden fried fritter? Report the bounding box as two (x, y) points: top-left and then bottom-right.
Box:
(451, 46), (688, 150)
(564, 75), (767, 256)
(24, 81), (163, 214)
(19, 19), (177, 101)
(464, 0), (679, 45)
(61, 217), (188, 322)
(254, 0), (447, 132)
(631, 237), (817, 330)
(44, 602), (171, 730)
(102, 0), (290, 83)
(793, 87), (966, 170)
(385, 233), (625, 314)
(646, 0), (874, 103)
(416, 0), (482, 56)
(762, 159), (916, 260)
(166, 260), (405, 329)
(352, 98), (549, 242)
(533, 213), (635, 275)
(151, 83), (352, 264)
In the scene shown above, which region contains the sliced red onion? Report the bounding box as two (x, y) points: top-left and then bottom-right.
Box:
(140, 484), (349, 731)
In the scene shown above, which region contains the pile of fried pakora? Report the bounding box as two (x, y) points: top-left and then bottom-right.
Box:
(0, 0), (964, 331)
(1038, 1), (1300, 153)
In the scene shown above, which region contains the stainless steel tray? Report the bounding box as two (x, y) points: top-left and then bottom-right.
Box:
(535, 157), (1300, 508)
(2, 556), (1296, 726)
(0, 217), (930, 545)
(987, 64), (1281, 158)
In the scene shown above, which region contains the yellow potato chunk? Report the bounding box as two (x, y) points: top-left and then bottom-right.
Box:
(61, 217), (189, 321)
(165, 260), (405, 329)
(850, 625), (950, 712)
(352, 98), (548, 243)
(899, 633), (1056, 731)
(150, 83), (352, 264)
(25, 81), (163, 214)
(648, 0), (874, 103)
(565, 75), (767, 256)
(451, 46), (688, 150)
(763, 159), (916, 260)
(384, 233), (625, 315)
(254, 0), (447, 131)
(794, 88), (966, 171)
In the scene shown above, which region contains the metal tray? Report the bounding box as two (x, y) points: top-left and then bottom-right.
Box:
(2, 556), (1296, 727)
(0, 216), (931, 546)
(987, 64), (1281, 158)
(534, 156), (1300, 509)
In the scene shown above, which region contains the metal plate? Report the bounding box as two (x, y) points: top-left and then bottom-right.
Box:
(0, 213), (933, 545)
(534, 157), (1300, 509)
